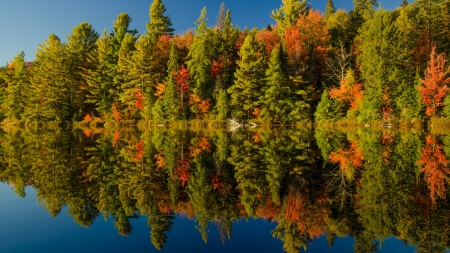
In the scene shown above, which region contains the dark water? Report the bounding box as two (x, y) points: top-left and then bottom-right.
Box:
(0, 126), (447, 252)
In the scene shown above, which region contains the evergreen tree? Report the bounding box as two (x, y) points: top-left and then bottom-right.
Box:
(66, 22), (99, 120)
(85, 30), (114, 118)
(271, 0), (309, 33)
(228, 33), (266, 121)
(325, 0), (336, 21)
(1, 52), (30, 121)
(357, 10), (396, 122)
(260, 45), (290, 123)
(31, 34), (72, 121)
(164, 44), (181, 120)
(187, 7), (214, 117)
(146, 0), (175, 44)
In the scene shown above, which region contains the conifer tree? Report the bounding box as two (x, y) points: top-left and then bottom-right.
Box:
(228, 33), (266, 120)
(1, 52), (30, 121)
(86, 30), (114, 117)
(146, 0), (175, 44)
(31, 34), (72, 121)
(164, 44), (181, 121)
(315, 90), (335, 123)
(187, 7), (214, 117)
(66, 22), (99, 120)
(260, 45), (290, 123)
(325, 0), (336, 21)
(271, 0), (309, 33)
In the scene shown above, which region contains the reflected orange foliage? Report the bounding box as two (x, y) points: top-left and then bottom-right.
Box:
(256, 196), (281, 222)
(134, 141), (144, 162)
(112, 103), (121, 121)
(132, 89), (144, 110)
(112, 130), (121, 148)
(174, 159), (190, 187)
(189, 136), (212, 157)
(418, 135), (450, 206)
(329, 141), (364, 173)
(155, 151), (166, 170)
(285, 191), (329, 239)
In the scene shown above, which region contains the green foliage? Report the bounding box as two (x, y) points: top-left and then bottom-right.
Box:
(228, 33), (266, 121)
(271, 0), (309, 33)
(164, 44), (180, 120)
(147, 0), (174, 44)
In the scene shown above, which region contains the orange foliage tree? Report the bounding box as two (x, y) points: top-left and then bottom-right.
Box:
(418, 45), (450, 116)
(418, 135), (450, 206)
(132, 89), (144, 110)
(255, 30), (281, 58)
(329, 70), (364, 110)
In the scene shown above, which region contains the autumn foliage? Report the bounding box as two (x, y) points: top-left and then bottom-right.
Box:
(418, 45), (450, 116)
(132, 89), (144, 110)
(418, 135), (450, 206)
(329, 73), (364, 110)
(329, 141), (364, 178)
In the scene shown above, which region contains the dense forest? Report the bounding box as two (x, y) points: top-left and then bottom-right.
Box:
(1, 0), (450, 125)
(2, 126), (450, 252)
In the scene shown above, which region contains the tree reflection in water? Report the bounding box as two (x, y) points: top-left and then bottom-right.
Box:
(1, 126), (450, 252)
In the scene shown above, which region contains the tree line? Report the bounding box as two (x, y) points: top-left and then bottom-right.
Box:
(1, 0), (450, 125)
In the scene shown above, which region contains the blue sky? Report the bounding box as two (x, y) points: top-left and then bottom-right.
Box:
(0, 0), (404, 65)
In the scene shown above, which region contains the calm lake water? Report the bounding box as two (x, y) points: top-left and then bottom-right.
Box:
(0, 126), (447, 252)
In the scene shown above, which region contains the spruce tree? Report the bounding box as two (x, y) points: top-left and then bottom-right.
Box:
(228, 33), (266, 121)
(146, 0), (174, 44)
(164, 44), (181, 121)
(325, 0), (336, 20)
(271, 0), (309, 33)
(260, 45), (290, 123)
(187, 7), (214, 117)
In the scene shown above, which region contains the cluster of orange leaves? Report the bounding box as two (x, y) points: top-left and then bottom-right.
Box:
(132, 89), (144, 110)
(418, 45), (450, 116)
(284, 191), (330, 239)
(255, 30), (281, 57)
(329, 142), (364, 173)
(256, 196), (281, 222)
(189, 94), (211, 118)
(112, 130), (120, 147)
(211, 174), (223, 191)
(133, 141), (144, 162)
(174, 159), (190, 187)
(154, 83), (166, 101)
(285, 10), (330, 66)
(189, 136), (212, 157)
(329, 79), (364, 110)
(112, 103), (121, 121)
(252, 107), (262, 119)
(154, 151), (166, 170)
(418, 135), (450, 206)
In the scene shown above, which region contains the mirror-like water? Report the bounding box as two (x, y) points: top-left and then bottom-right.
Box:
(0, 127), (447, 252)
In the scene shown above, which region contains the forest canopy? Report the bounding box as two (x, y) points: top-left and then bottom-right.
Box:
(1, 0), (449, 125)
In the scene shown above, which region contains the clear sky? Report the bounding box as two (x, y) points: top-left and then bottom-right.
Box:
(0, 0), (405, 65)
